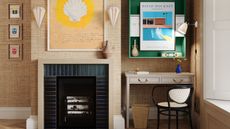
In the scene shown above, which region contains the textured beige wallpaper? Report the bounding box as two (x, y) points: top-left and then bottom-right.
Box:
(121, 0), (192, 73)
(0, 0), (194, 125)
(31, 2), (121, 127)
(192, 0), (203, 129)
(0, 0), (31, 107)
(121, 0), (192, 106)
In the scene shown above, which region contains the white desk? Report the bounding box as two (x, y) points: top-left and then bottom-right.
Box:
(124, 72), (194, 128)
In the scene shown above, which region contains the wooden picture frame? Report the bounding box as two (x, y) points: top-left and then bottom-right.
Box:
(47, 0), (107, 51)
(8, 24), (23, 40)
(8, 3), (23, 19)
(8, 44), (23, 60)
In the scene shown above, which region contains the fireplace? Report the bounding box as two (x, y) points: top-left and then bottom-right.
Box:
(57, 76), (96, 128)
(43, 64), (109, 129)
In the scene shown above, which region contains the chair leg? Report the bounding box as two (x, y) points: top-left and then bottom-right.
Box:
(188, 109), (193, 129)
(176, 111), (179, 129)
(157, 108), (160, 129)
(168, 109), (171, 129)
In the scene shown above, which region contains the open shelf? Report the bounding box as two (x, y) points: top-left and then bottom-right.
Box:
(129, 37), (186, 58)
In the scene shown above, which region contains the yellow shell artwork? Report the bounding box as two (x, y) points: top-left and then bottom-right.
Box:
(56, 0), (94, 28)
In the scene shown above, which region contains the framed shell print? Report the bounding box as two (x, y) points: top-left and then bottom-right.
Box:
(47, 0), (107, 51)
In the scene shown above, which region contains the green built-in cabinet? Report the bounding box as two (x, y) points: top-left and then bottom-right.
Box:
(129, 0), (186, 58)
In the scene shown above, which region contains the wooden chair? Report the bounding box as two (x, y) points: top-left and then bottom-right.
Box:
(151, 85), (193, 129)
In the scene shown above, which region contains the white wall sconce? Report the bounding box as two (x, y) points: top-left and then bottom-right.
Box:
(178, 21), (198, 35)
(33, 6), (46, 28)
(108, 6), (120, 26)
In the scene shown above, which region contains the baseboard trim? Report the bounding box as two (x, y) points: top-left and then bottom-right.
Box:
(0, 107), (31, 119)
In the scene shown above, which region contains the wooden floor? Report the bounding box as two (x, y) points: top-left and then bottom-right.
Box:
(0, 120), (26, 129)
(128, 119), (190, 129)
(0, 119), (190, 129)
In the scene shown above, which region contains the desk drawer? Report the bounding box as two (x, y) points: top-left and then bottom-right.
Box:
(129, 77), (160, 84)
(161, 77), (193, 84)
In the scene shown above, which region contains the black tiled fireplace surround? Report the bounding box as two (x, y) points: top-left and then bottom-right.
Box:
(44, 64), (109, 129)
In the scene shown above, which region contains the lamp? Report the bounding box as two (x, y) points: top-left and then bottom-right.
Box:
(178, 20), (200, 113)
(177, 21), (198, 35)
(108, 6), (120, 26)
(33, 6), (46, 28)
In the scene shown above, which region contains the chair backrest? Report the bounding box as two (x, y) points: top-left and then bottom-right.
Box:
(151, 85), (172, 105)
(168, 85), (193, 104)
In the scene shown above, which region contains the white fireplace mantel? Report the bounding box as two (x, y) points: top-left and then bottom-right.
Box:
(38, 59), (113, 129)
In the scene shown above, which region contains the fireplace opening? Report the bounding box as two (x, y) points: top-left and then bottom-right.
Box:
(57, 76), (96, 128)
(44, 64), (109, 129)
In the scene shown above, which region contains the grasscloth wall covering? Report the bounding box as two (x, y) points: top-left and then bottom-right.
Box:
(193, 0), (202, 129)
(121, 0), (192, 105)
(1, 1), (121, 126)
(31, 1), (121, 128)
(121, 0), (192, 73)
(0, 0), (194, 126)
(0, 0), (31, 107)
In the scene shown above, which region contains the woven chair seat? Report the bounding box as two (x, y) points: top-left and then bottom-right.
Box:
(157, 102), (188, 108)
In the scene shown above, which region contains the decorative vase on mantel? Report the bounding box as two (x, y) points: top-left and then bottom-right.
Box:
(102, 41), (112, 59)
(26, 115), (38, 129)
(176, 64), (182, 73)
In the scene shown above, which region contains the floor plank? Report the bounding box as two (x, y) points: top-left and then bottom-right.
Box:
(0, 120), (26, 129)
(0, 119), (191, 129)
(128, 119), (190, 129)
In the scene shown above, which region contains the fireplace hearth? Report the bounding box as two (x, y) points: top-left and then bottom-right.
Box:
(44, 64), (108, 129)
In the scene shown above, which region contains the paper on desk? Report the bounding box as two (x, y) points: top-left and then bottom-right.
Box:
(136, 71), (150, 75)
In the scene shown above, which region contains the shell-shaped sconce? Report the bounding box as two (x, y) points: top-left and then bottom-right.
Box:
(108, 6), (120, 26)
(33, 7), (46, 28)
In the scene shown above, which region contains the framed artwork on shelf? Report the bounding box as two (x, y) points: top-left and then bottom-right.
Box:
(8, 24), (22, 40)
(47, 0), (106, 51)
(8, 44), (23, 60)
(130, 14), (140, 37)
(175, 15), (185, 37)
(140, 2), (175, 51)
(8, 3), (23, 19)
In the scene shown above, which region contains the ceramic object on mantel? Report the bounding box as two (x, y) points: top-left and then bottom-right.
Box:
(26, 115), (38, 129)
(102, 41), (112, 59)
(131, 39), (139, 57)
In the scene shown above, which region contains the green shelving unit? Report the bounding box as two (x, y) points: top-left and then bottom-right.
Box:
(129, 0), (186, 58)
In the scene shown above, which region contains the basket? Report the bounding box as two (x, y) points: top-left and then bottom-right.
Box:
(132, 104), (150, 129)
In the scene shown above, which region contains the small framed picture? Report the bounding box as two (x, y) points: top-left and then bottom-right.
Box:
(9, 4), (22, 19)
(9, 24), (22, 40)
(8, 44), (23, 60)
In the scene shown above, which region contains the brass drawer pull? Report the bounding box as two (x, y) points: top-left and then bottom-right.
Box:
(173, 79), (183, 83)
(138, 78), (148, 83)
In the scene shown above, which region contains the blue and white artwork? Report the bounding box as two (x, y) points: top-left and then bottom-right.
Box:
(140, 2), (175, 50)
(143, 12), (173, 40)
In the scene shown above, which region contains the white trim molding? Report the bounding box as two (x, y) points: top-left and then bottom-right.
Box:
(0, 107), (31, 119)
